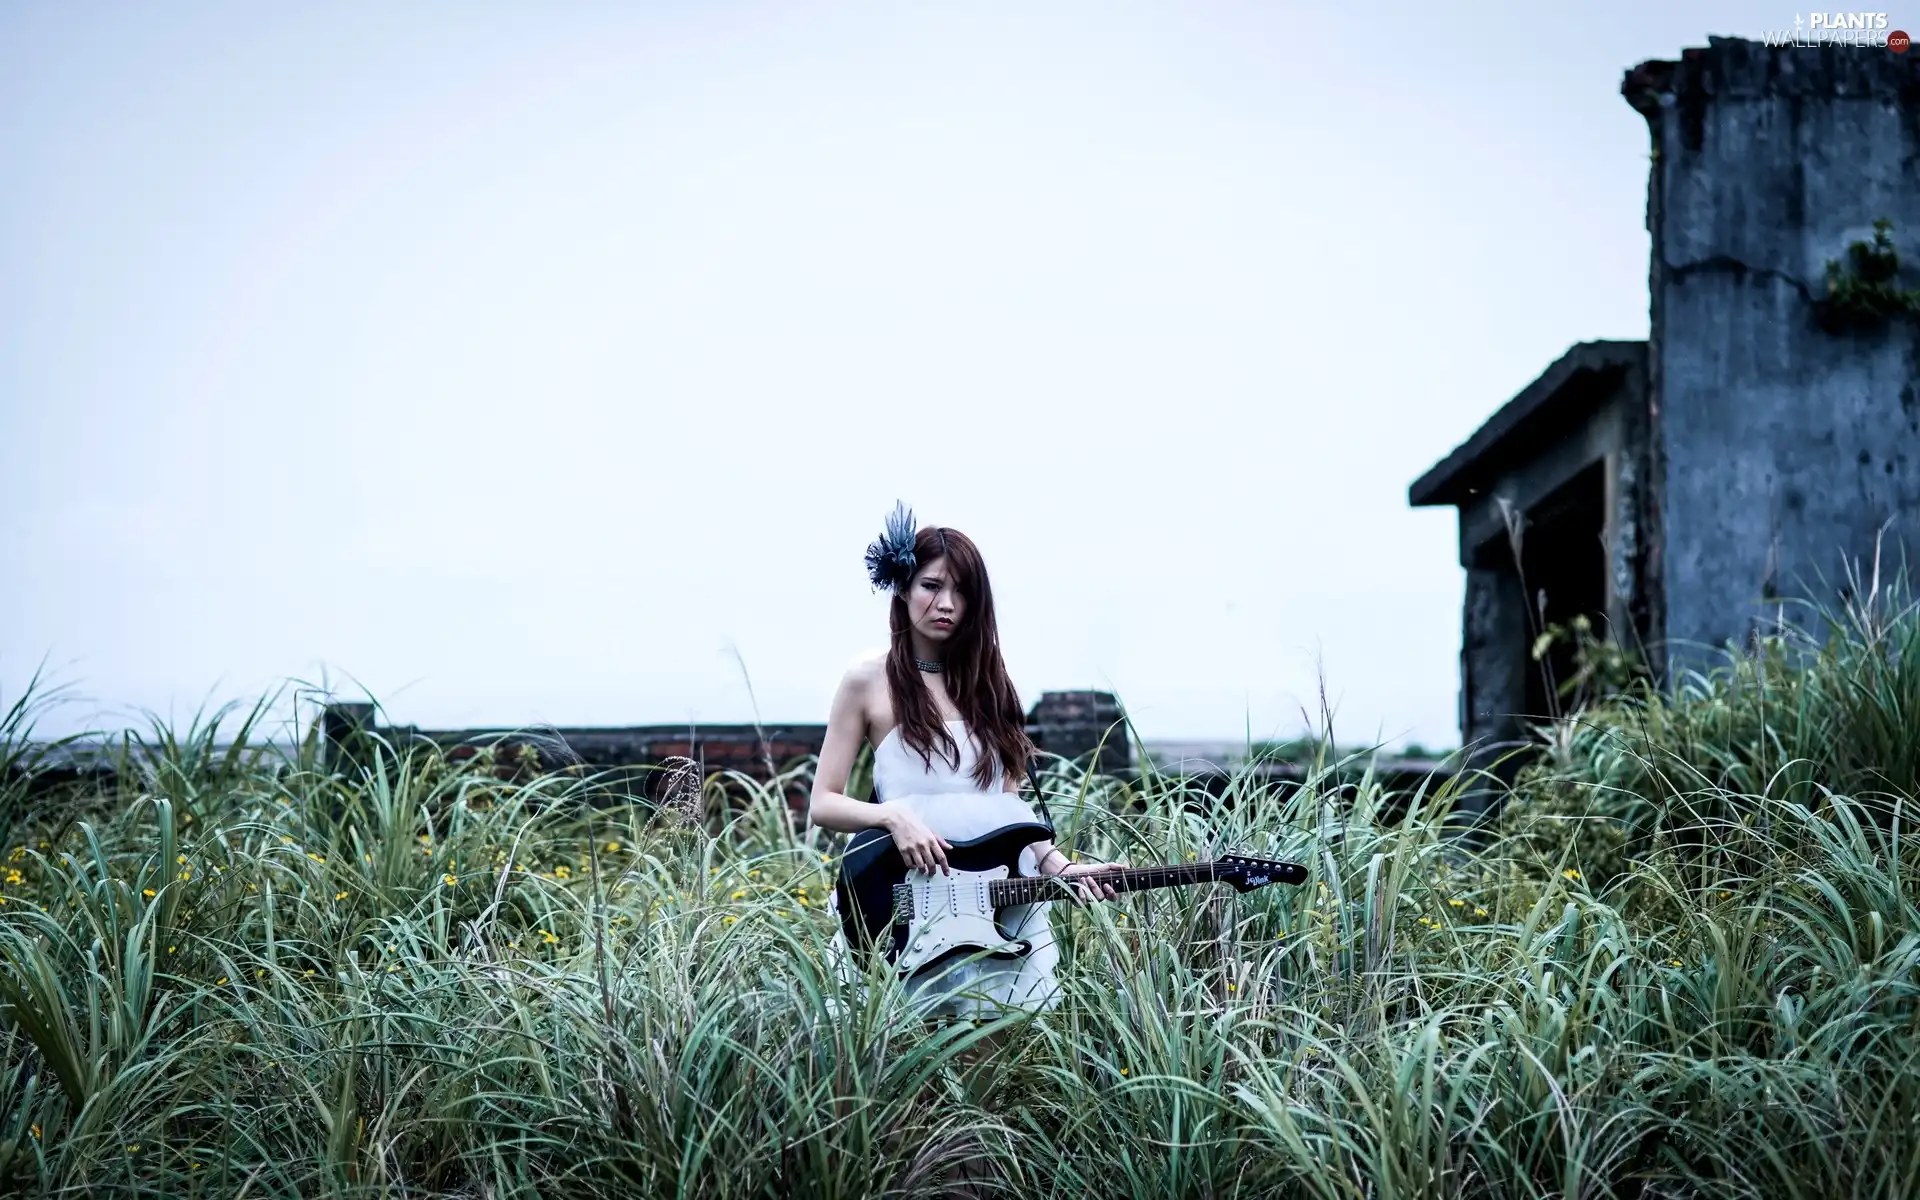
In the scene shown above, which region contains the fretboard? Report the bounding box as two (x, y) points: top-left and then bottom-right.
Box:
(989, 863), (1219, 907)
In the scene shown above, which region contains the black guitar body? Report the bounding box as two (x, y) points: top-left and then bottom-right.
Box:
(834, 820), (1054, 964)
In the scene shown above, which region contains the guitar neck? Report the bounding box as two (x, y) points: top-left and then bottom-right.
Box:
(990, 862), (1219, 907)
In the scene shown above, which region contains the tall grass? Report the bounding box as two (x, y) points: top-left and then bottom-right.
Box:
(1, 615), (1918, 1197)
(1501, 572), (1920, 892)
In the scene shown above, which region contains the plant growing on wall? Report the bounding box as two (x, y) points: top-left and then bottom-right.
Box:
(1818, 218), (1920, 333)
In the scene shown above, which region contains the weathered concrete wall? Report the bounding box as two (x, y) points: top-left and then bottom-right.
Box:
(1459, 564), (1529, 754)
(1627, 40), (1920, 674)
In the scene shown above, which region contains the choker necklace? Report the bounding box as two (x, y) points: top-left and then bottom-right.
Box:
(913, 657), (944, 673)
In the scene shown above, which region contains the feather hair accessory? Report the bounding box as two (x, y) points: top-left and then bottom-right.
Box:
(863, 500), (919, 593)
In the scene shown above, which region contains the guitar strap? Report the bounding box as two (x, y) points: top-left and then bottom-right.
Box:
(1024, 753), (1056, 834)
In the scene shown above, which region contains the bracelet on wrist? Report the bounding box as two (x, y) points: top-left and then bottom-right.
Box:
(1040, 848), (1072, 874)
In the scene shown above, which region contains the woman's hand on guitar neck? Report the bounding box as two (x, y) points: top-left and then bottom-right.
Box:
(879, 803), (952, 875)
(1059, 861), (1124, 902)
(1037, 846), (1125, 902)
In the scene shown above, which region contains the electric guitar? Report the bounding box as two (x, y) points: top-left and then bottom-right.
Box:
(833, 819), (1308, 976)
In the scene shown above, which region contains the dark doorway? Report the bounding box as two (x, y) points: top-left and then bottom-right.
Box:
(1518, 461), (1609, 724)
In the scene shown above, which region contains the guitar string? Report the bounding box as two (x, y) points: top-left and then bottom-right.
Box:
(987, 863), (1219, 905)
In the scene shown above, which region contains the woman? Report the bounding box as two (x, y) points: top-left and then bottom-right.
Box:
(809, 502), (1122, 1016)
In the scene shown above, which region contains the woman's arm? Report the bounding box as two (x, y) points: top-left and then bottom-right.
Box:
(1009, 767), (1121, 901)
(807, 665), (954, 873)
(807, 666), (891, 833)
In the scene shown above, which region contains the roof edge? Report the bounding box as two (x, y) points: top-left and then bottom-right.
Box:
(1409, 339), (1646, 509)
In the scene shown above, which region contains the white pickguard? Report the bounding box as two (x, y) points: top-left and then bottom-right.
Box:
(894, 864), (1033, 975)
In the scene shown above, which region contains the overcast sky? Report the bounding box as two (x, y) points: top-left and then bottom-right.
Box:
(3, 1), (1776, 749)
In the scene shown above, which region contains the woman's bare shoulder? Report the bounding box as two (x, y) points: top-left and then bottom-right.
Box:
(834, 654), (889, 720)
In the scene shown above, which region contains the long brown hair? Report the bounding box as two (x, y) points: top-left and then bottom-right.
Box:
(886, 525), (1036, 790)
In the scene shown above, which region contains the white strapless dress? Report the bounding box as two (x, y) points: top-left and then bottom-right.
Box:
(828, 718), (1061, 1017)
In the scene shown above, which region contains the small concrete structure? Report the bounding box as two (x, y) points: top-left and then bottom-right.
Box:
(1413, 38), (1920, 808)
(1410, 340), (1653, 772)
(1025, 690), (1131, 776)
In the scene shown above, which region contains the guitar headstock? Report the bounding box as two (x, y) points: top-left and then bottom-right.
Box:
(1213, 853), (1309, 893)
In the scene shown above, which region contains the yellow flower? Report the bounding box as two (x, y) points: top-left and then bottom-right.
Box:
(1448, 899), (1465, 908)
(142, 888), (157, 898)
(177, 855), (187, 865)
(1669, 959), (1683, 967)
(180, 871), (191, 881)
(28, 1125), (38, 1140)
(387, 965), (399, 973)
(722, 915), (738, 925)
(1475, 908), (1488, 917)
(335, 891), (348, 900)
(443, 874), (457, 887)
(605, 841), (620, 852)
(539, 929), (558, 945)
(280, 836), (294, 845)
(554, 866), (571, 880)
(168, 946), (176, 954)
(1226, 983), (1236, 992)
(304, 970), (314, 977)
(127, 1144), (140, 1153)
(1119, 1067), (1129, 1076)
(1563, 869), (1581, 881)
(749, 870), (762, 879)
(216, 976), (229, 986)
(820, 854), (831, 863)
(731, 890), (747, 900)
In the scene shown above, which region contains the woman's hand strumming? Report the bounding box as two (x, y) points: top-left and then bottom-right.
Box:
(880, 803), (953, 875)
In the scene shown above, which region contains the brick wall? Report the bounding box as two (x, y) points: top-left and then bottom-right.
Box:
(317, 689), (1133, 809)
